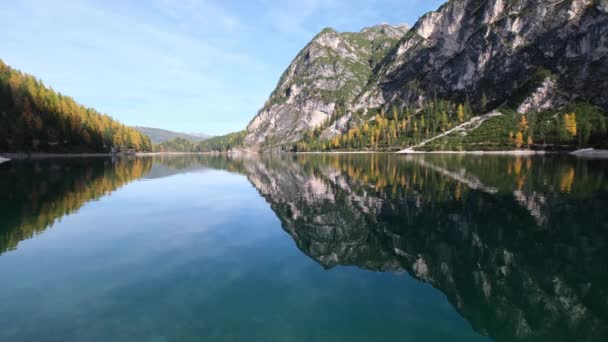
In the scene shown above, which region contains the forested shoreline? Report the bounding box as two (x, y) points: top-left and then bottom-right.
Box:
(0, 59), (151, 153)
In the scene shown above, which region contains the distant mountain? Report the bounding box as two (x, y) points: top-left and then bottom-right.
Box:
(243, 0), (608, 152)
(132, 126), (210, 144)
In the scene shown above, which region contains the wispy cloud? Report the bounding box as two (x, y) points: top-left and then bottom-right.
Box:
(0, 0), (445, 134)
(262, 0), (340, 36)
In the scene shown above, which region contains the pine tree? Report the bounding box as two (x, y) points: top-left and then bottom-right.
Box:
(441, 111), (449, 132)
(481, 92), (488, 113)
(457, 103), (465, 123)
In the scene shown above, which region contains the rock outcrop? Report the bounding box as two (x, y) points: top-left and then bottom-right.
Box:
(245, 24), (409, 147)
(245, 0), (608, 149)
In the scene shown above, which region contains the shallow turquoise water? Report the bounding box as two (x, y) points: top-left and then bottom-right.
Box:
(0, 154), (606, 341)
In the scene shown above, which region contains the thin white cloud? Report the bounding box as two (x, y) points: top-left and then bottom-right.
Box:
(152, 0), (242, 33)
(0, 0), (445, 134)
(262, 0), (341, 36)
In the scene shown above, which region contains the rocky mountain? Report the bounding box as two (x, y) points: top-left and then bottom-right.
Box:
(133, 126), (210, 144)
(244, 0), (608, 150)
(245, 24), (409, 147)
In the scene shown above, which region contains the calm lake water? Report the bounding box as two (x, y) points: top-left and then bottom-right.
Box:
(0, 154), (607, 342)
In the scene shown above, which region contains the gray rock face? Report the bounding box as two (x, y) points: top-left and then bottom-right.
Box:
(245, 0), (608, 149)
(245, 25), (409, 147)
(517, 77), (566, 114)
(365, 0), (608, 113)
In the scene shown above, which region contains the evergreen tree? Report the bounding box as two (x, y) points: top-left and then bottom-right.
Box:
(0, 59), (150, 152)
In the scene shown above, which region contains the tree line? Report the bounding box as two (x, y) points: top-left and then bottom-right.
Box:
(295, 99), (607, 152)
(0, 59), (151, 152)
(507, 103), (607, 150)
(154, 131), (246, 153)
(294, 98), (474, 152)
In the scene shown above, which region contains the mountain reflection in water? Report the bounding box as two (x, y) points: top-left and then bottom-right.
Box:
(0, 153), (606, 342)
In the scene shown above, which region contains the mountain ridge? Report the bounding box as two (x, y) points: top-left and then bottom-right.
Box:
(132, 126), (210, 144)
(241, 0), (608, 152)
(245, 22), (410, 147)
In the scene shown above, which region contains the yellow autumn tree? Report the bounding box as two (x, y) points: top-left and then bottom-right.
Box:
(129, 131), (142, 150)
(564, 112), (577, 136)
(515, 131), (524, 148)
(390, 121), (397, 139)
(331, 136), (340, 149)
(518, 115), (529, 132)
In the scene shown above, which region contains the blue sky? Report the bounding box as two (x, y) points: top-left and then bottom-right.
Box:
(1, 0), (445, 135)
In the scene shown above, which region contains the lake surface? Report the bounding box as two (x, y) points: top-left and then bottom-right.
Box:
(0, 154), (607, 342)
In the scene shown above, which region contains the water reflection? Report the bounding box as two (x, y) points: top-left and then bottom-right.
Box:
(0, 157), (152, 254)
(0, 154), (606, 341)
(201, 154), (608, 342)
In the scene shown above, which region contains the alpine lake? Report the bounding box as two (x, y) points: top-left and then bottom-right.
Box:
(0, 153), (606, 342)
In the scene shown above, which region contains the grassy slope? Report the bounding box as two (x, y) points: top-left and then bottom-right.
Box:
(417, 103), (608, 151)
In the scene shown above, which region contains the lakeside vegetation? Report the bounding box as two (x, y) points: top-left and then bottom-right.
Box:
(0, 59), (152, 153)
(152, 100), (607, 154)
(293, 98), (475, 152)
(418, 103), (607, 151)
(154, 131), (246, 153)
(292, 101), (607, 152)
(5, 57), (603, 155)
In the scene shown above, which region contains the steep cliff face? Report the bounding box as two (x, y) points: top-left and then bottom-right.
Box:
(360, 0), (608, 112)
(244, 24), (409, 147)
(245, 0), (608, 149)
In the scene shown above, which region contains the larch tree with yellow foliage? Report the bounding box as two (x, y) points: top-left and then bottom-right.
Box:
(515, 132), (524, 149)
(518, 115), (529, 132)
(564, 113), (577, 137)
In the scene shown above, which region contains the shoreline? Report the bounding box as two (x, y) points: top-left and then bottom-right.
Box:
(0, 151), (217, 160)
(2, 149), (607, 159)
(568, 148), (608, 158)
(136, 152), (216, 156)
(300, 150), (554, 155)
(397, 150), (551, 155)
(0, 152), (131, 160)
(296, 151), (382, 154)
